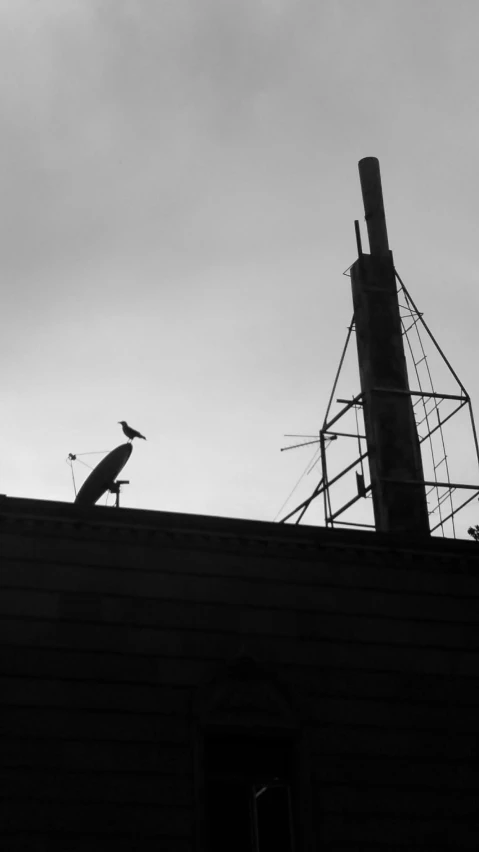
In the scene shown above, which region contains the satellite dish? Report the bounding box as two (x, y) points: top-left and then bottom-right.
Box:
(74, 442), (133, 506)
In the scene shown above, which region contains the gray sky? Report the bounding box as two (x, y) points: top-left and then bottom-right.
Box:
(3, 0), (479, 534)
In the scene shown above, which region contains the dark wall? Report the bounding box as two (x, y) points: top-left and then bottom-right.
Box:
(1, 497), (479, 850)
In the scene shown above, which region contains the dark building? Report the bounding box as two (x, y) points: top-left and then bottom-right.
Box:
(2, 496), (479, 850)
(2, 159), (479, 849)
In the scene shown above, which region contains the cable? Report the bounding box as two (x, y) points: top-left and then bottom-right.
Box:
(66, 447), (110, 499)
(75, 450), (110, 456)
(76, 458), (95, 471)
(274, 444), (323, 521)
(66, 459), (77, 497)
(399, 280), (455, 537)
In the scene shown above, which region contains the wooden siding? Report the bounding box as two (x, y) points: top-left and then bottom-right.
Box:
(1, 497), (479, 850)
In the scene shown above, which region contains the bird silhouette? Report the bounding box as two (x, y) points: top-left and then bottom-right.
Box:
(118, 421), (147, 441)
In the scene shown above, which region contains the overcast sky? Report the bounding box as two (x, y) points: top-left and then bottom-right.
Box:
(2, 0), (479, 536)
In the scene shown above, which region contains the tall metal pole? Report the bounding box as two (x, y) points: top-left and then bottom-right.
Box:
(350, 158), (430, 535)
(358, 157), (390, 257)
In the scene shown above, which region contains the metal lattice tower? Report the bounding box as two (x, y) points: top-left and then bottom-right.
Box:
(279, 158), (479, 537)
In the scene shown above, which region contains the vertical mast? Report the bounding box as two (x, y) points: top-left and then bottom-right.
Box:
(350, 157), (429, 534)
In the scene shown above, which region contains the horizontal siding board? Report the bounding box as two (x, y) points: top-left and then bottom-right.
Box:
(1, 676), (190, 714)
(304, 695), (479, 731)
(299, 610), (474, 648)
(0, 800), (192, 836)
(2, 558), (479, 622)
(305, 696), (479, 730)
(313, 757), (479, 790)
(316, 847), (452, 852)
(457, 651), (479, 677)
(1, 588), (477, 648)
(2, 835), (192, 852)
(310, 725), (476, 760)
(0, 709), (188, 742)
(317, 784), (479, 816)
(0, 770), (192, 805)
(0, 644), (211, 686)
(318, 814), (479, 847)
(288, 667), (479, 705)
(1, 738), (192, 773)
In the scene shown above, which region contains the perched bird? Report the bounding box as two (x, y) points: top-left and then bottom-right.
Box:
(118, 421), (147, 441)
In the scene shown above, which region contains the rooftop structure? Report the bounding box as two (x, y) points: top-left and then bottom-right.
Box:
(282, 158), (479, 538)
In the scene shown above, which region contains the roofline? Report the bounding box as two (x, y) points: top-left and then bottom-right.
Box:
(1, 494), (478, 561)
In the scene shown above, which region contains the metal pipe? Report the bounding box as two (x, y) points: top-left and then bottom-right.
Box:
(352, 158), (430, 534)
(358, 157), (390, 257)
(383, 479), (479, 491)
(279, 478), (324, 523)
(323, 393), (364, 432)
(371, 387), (467, 402)
(326, 486), (372, 523)
(354, 220), (363, 256)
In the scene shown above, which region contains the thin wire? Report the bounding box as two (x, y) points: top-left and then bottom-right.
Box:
(400, 305), (443, 533)
(274, 444), (323, 521)
(402, 285), (456, 535)
(409, 299), (456, 537)
(75, 450), (110, 457)
(76, 458), (95, 471)
(284, 434), (319, 439)
(321, 321), (353, 526)
(66, 460), (77, 497)
(400, 284), (455, 536)
(395, 269), (468, 394)
(66, 447), (110, 498)
(306, 447), (323, 476)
